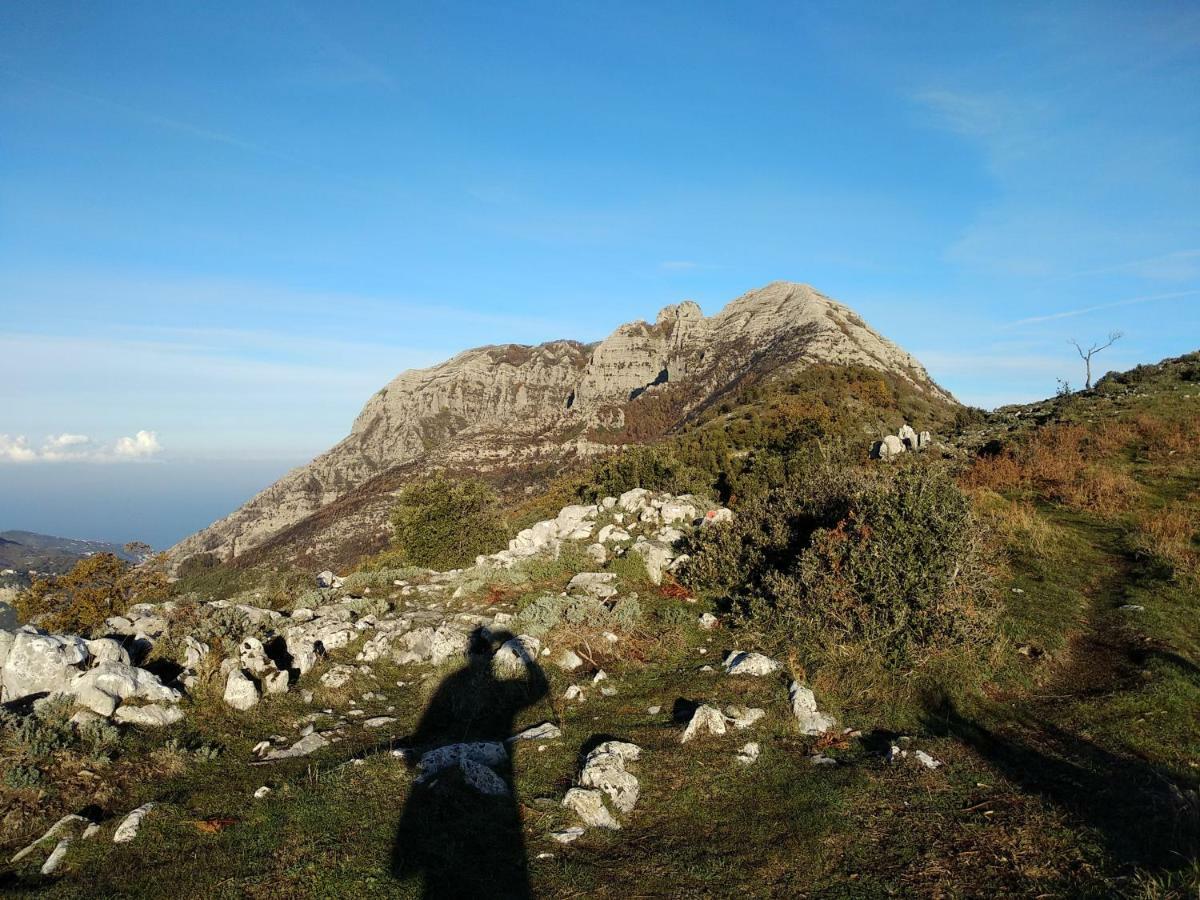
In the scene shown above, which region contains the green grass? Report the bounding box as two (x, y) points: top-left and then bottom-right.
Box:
(3, 354), (1198, 897)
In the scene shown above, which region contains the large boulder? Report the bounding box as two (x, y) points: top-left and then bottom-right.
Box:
(873, 434), (906, 459)
(1, 630), (90, 702)
(69, 661), (179, 716)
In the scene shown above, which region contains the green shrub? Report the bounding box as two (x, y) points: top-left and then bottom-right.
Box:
(682, 462), (999, 675)
(579, 445), (714, 503)
(4, 764), (42, 789)
(514, 592), (642, 637)
(17, 553), (171, 635)
(389, 476), (510, 570)
(79, 719), (122, 760)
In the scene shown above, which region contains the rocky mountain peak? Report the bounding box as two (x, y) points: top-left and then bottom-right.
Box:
(170, 282), (952, 567)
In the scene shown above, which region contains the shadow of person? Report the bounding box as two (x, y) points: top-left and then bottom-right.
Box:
(392, 629), (549, 899)
(922, 693), (1200, 875)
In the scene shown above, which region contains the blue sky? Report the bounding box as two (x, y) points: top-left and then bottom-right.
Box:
(2, 1), (1198, 546)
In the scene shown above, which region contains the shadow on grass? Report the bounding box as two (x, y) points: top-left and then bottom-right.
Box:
(923, 695), (1200, 876)
(391, 629), (548, 899)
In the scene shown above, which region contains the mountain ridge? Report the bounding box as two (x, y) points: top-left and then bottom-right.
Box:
(170, 281), (953, 566)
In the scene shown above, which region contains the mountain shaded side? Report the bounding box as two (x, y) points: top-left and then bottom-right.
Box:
(170, 281), (954, 567)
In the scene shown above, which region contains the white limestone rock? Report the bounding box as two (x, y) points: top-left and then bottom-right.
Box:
(736, 742), (761, 765)
(723, 705), (766, 729)
(788, 681), (836, 735)
(223, 668), (260, 711)
(417, 741), (507, 780)
(459, 757), (509, 796)
(113, 703), (185, 728)
(493, 635), (542, 678)
(563, 788), (620, 830)
(723, 651), (781, 677)
(1, 630), (90, 702)
(681, 704), (727, 743)
(113, 803), (156, 843)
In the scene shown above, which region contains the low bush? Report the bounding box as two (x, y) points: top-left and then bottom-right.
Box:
(682, 462), (999, 691)
(389, 476), (510, 569)
(16, 553), (171, 635)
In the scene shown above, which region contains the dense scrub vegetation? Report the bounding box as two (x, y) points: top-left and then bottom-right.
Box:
(385, 476), (509, 570)
(681, 462), (999, 712)
(15, 552), (170, 635)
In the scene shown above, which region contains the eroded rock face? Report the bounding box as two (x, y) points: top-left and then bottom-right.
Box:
(170, 282), (953, 566)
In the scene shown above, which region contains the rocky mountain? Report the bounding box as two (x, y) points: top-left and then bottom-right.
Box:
(170, 281), (952, 567)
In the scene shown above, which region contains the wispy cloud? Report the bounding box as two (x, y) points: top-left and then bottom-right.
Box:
(286, 2), (395, 88)
(659, 260), (703, 271)
(1057, 248), (1200, 283)
(1009, 289), (1200, 326)
(0, 431), (163, 464)
(911, 88), (1048, 171)
(10, 72), (262, 153)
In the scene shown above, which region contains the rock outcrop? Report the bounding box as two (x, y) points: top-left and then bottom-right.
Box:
(171, 282), (952, 566)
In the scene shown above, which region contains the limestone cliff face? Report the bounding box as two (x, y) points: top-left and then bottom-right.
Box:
(170, 282), (952, 564)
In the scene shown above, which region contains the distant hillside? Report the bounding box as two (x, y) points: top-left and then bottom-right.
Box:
(0, 530), (139, 578)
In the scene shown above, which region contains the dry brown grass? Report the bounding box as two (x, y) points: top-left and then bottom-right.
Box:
(964, 423), (1141, 517)
(1133, 502), (1199, 581)
(970, 490), (1060, 559)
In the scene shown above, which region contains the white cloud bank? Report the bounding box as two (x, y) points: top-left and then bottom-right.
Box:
(0, 431), (163, 463)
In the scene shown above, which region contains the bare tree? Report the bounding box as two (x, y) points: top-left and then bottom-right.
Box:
(1069, 331), (1122, 390)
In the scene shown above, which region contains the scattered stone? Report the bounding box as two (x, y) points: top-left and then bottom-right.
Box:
(255, 732), (329, 763)
(592, 670), (608, 683)
(320, 665), (355, 689)
(459, 757), (509, 796)
(417, 742), (507, 780)
(563, 788), (620, 830)
(914, 750), (942, 770)
(509, 722), (562, 742)
(10, 814), (87, 863)
(549, 827), (586, 844)
(723, 651), (781, 676)
(647, 705), (661, 715)
(599, 685), (617, 697)
(736, 742), (761, 765)
(363, 716), (397, 729)
(564, 685), (583, 701)
(580, 750), (640, 813)
(566, 572), (618, 599)
(556, 649), (584, 672)
(698, 613), (718, 630)
(788, 681), (835, 735)
(223, 668), (260, 711)
(723, 705), (765, 729)
(493, 635), (542, 677)
(40, 838), (72, 875)
(113, 803), (156, 843)
(254, 786), (271, 799)
(810, 754), (837, 766)
(113, 704), (185, 728)
(681, 704), (727, 743)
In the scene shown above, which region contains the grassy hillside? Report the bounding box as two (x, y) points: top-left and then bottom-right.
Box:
(2, 355), (1197, 898)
